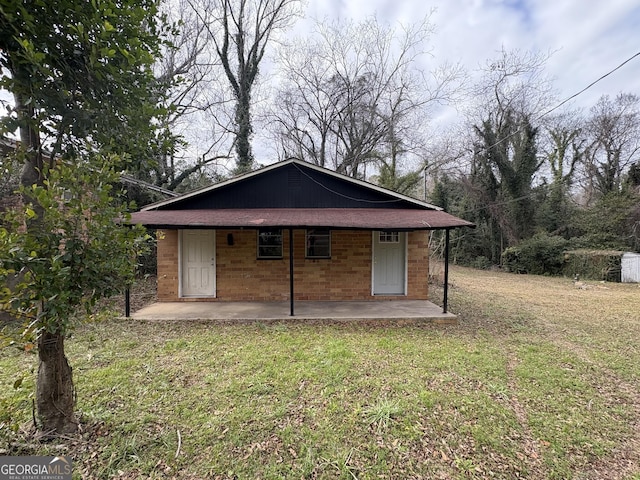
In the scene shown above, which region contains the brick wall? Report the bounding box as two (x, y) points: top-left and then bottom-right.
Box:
(156, 229), (179, 301)
(407, 230), (430, 298)
(156, 229), (430, 301)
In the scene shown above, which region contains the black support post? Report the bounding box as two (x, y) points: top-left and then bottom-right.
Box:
(443, 228), (450, 314)
(289, 228), (295, 316)
(125, 287), (131, 318)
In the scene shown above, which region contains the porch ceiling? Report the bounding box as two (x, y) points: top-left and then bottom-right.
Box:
(128, 208), (474, 230)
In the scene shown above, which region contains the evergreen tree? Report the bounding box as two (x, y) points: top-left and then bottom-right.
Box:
(0, 0), (165, 435)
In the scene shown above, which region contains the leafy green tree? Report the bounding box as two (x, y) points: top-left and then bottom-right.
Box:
(501, 232), (569, 275)
(0, 144), (21, 202)
(570, 190), (640, 251)
(0, 0), (164, 435)
(0, 0), (165, 185)
(1, 160), (148, 434)
(627, 161), (640, 190)
(376, 163), (421, 196)
(456, 49), (552, 265)
(428, 174), (489, 266)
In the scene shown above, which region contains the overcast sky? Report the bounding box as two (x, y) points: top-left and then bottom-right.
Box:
(303, 0), (640, 112)
(3, 1), (639, 168)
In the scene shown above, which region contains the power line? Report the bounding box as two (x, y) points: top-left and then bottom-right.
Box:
(538, 51), (640, 119)
(454, 53), (640, 216)
(119, 174), (179, 197)
(458, 192), (538, 215)
(292, 162), (403, 204)
(476, 50), (640, 154)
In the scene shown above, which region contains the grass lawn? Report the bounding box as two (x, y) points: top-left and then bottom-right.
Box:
(1, 266), (639, 479)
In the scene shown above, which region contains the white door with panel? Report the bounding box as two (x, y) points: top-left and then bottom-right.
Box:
(181, 229), (216, 297)
(372, 231), (406, 295)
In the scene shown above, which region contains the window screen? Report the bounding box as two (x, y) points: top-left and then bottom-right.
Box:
(257, 229), (283, 258)
(306, 229), (331, 258)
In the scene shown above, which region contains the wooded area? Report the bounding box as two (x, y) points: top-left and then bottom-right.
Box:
(4, 1), (637, 266)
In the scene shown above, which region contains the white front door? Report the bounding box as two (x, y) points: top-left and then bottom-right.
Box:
(181, 229), (216, 297)
(372, 231), (406, 295)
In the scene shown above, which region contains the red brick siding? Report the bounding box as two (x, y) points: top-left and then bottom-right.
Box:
(156, 229), (429, 301)
(407, 230), (430, 299)
(156, 229), (179, 301)
(215, 229), (290, 301)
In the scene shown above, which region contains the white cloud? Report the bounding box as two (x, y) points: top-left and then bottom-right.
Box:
(303, 0), (640, 111)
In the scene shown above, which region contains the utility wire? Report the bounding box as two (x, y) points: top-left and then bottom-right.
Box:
(292, 162), (403, 204)
(454, 51), (640, 214)
(476, 50), (640, 153)
(458, 192), (539, 215)
(538, 51), (640, 119)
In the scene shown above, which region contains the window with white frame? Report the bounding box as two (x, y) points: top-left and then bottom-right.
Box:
(257, 228), (283, 258)
(306, 228), (331, 258)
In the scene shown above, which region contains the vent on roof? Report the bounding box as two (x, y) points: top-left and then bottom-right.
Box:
(288, 168), (302, 189)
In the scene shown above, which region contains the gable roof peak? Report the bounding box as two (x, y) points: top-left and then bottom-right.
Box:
(141, 158), (441, 211)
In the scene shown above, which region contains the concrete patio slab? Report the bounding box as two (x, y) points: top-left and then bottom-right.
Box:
(129, 300), (457, 325)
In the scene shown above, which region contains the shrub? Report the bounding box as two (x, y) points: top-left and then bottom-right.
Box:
(471, 255), (493, 270)
(501, 233), (569, 275)
(561, 250), (624, 282)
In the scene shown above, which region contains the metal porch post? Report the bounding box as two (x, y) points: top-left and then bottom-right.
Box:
(289, 228), (295, 316)
(443, 228), (450, 314)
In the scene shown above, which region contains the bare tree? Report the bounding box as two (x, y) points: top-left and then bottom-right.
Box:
(189, 0), (302, 174)
(269, 15), (464, 180)
(469, 48), (555, 127)
(536, 111), (586, 233)
(540, 111), (585, 189)
(460, 48), (555, 256)
(581, 93), (640, 202)
(141, 0), (240, 191)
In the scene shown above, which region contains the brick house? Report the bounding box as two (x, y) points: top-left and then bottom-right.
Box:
(129, 160), (473, 313)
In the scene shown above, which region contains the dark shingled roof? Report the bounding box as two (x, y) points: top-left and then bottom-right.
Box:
(129, 160), (474, 231)
(129, 208), (473, 230)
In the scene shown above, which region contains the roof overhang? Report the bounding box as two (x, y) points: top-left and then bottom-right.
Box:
(129, 208), (474, 230)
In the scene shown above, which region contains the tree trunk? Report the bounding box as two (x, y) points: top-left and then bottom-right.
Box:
(36, 330), (77, 435)
(234, 93), (254, 174)
(14, 91), (45, 189)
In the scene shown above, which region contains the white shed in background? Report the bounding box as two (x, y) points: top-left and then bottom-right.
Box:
(621, 252), (640, 283)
